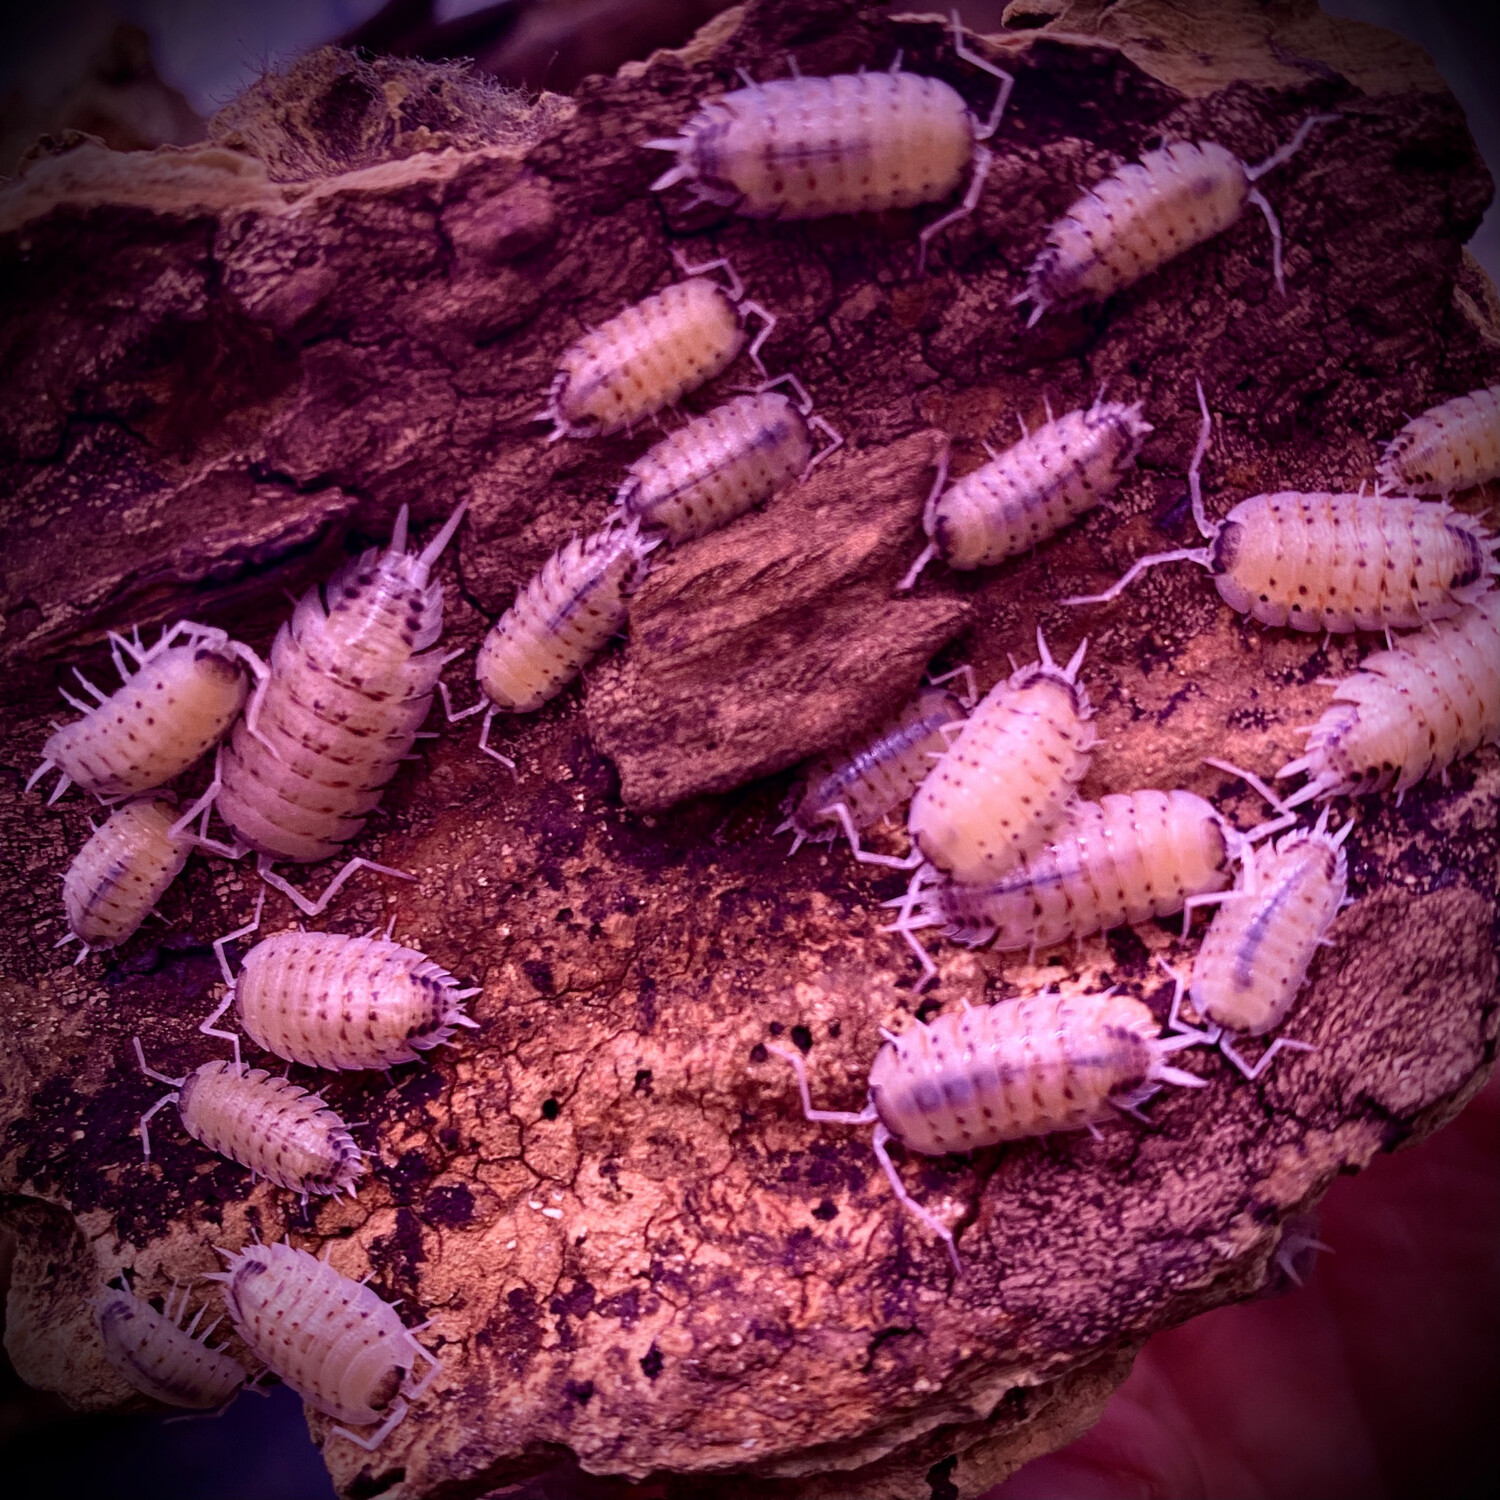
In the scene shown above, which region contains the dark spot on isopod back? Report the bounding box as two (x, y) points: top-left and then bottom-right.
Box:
(791, 1025), (813, 1054)
(640, 1342), (664, 1380)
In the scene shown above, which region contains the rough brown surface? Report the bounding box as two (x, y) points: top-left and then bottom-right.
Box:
(0, 3), (1497, 1498)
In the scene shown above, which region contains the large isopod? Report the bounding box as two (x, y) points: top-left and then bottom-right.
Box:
(1376, 384), (1500, 495)
(647, 12), (1014, 273)
(199, 893), (481, 1072)
(1278, 592), (1500, 805)
(1066, 382), (1498, 631)
(1014, 114), (1334, 325)
(94, 1281), (248, 1411)
(900, 396), (1153, 588)
(187, 504), (467, 915)
(615, 375), (842, 543)
(27, 620), (261, 805)
(133, 1039), (365, 1201)
(766, 989), (1204, 1270)
(210, 1241), (438, 1450)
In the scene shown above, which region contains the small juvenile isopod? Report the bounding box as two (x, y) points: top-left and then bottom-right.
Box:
(94, 1280), (248, 1410)
(1066, 382), (1499, 631)
(900, 395), (1153, 589)
(198, 893), (481, 1072)
(59, 797), (193, 964)
(538, 254), (775, 442)
(897, 631), (1094, 882)
(190, 504), (468, 915)
(1278, 592), (1500, 806)
(778, 671), (973, 859)
(646, 12), (1014, 273)
(27, 621), (262, 805)
(209, 1241), (438, 1450)
(1162, 808), (1352, 1078)
(767, 988), (1204, 1269)
(1014, 114), (1334, 325)
(450, 520), (658, 768)
(615, 374), (843, 543)
(133, 1039), (365, 1202)
(1376, 384), (1500, 495)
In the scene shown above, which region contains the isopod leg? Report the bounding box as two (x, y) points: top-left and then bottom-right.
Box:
(477, 707), (519, 771)
(332, 1397), (408, 1452)
(256, 854), (414, 918)
(171, 745), (224, 842)
(1245, 188), (1286, 296)
(950, 9), (1015, 140)
(898, 543), (939, 593)
(198, 996), (243, 1075)
(739, 301), (777, 375)
(871, 1124), (961, 1274)
(927, 663), (978, 707)
(137, 1091), (181, 1160)
(766, 1045), (879, 1127)
(917, 143), (993, 275)
(832, 803), (921, 869)
(805, 415), (845, 475)
(1062, 547), (1213, 607)
(1218, 1034), (1316, 1081)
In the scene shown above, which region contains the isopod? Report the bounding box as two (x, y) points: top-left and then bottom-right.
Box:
(94, 1281), (248, 1410)
(133, 1038), (365, 1202)
(451, 520), (658, 768)
(1278, 592), (1500, 805)
(900, 395), (1153, 589)
(898, 631), (1094, 882)
(1162, 807), (1352, 1078)
(59, 797), (193, 964)
(209, 1241), (438, 1450)
(538, 254), (775, 442)
(1014, 114), (1334, 325)
(767, 988), (1204, 1269)
(199, 892), (481, 1072)
(615, 374), (843, 543)
(646, 12), (1014, 274)
(778, 671), (973, 859)
(1376, 384), (1500, 495)
(188, 504), (467, 915)
(1066, 382), (1499, 631)
(27, 620), (262, 805)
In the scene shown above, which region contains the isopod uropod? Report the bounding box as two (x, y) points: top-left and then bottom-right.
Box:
(1376, 384), (1500, 495)
(1066, 382), (1499, 631)
(133, 1039), (365, 1202)
(538, 254), (776, 442)
(94, 1281), (248, 1411)
(27, 620), (262, 805)
(900, 396), (1154, 589)
(189, 504), (468, 915)
(210, 1241), (438, 1450)
(1163, 808), (1352, 1078)
(1279, 592), (1500, 806)
(451, 520), (658, 768)
(647, 12), (1014, 274)
(615, 374), (843, 543)
(1015, 114), (1335, 325)
(199, 892), (481, 1072)
(779, 672), (973, 860)
(898, 632), (1095, 883)
(768, 989), (1205, 1270)
(59, 797), (193, 963)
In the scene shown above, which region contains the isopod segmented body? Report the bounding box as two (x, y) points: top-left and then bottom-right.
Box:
(1279, 593), (1500, 805)
(903, 633), (1094, 882)
(647, 14), (1014, 273)
(769, 989), (1204, 1269)
(1376, 384), (1500, 495)
(779, 679), (971, 858)
(60, 798), (192, 962)
(134, 1040), (364, 1201)
(1167, 811), (1351, 1078)
(900, 397), (1153, 589)
(95, 1282), (248, 1410)
(201, 898), (481, 1072)
(1067, 382), (1499, 631)
(539, 255), (774, 442)
(211, 1241), (438, 1450)
(196, 504), (465, 914)
(1015, 115), (1333, 325)
(27, 621), (260, 805)
(616, 376), (842, 543)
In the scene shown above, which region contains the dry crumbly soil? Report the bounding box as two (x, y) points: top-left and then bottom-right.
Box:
(0, 2), (1496, 1497)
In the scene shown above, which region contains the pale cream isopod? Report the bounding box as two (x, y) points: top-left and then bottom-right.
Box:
(766, 989), (1204, 1270)
(1376, 384), (1500, 495)
(209, 1241), (439, 1450)
(94, 1281), (248, 1411)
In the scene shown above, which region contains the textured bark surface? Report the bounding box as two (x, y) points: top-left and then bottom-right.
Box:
(1, 3), (1497, 1498)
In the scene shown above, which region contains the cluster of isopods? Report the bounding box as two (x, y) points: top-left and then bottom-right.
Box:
(32, 8), (1499, 1439)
